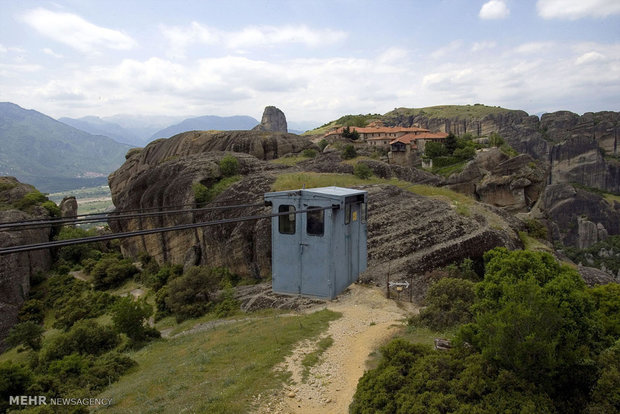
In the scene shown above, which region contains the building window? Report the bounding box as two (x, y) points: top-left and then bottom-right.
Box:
(278, 205), (295, 234)
(307, 207), (324, 236)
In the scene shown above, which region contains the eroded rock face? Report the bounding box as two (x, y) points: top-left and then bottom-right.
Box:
(252, 106), (288, 133)
(541, 183), (620, 247)
(445, 149), (546, 212)
(0, 177), (53, 344)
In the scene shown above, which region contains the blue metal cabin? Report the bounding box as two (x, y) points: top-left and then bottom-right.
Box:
(264, 186), (368, 299)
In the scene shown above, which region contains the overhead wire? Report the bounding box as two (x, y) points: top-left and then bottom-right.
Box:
(0, 205), (333, 255)
(0, 202), (266, 231)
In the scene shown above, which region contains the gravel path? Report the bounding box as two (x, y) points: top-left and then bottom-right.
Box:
(255, 283), (416, 413)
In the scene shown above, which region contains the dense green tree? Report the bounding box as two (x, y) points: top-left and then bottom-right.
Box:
(341, 144), (357, 160)
(0, 362), (32, 413)
(445, 133), (458, 154)
(462, 248), (600, 412)
(6, 321), (44, 350)
(413, 278), (475, 331)
(166, 266), (220, 321)
(423, 141), (448, 158)
(18, 299), (45, 324)
(111, 297), (158, 342)
(488, 132), (504, 147)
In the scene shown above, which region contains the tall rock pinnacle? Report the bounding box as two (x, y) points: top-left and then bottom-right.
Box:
(252, 106), (287, 133)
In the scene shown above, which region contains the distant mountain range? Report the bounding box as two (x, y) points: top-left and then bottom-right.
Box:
(149, 115), (260, 140)
(0, 102), (130, 192)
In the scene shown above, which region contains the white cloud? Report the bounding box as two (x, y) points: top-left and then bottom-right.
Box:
(537, 0), (620, 19)
(43, 48), (63, 58)
(160, 22), (347, 58)
(471, 41), (497, 52)
(575, 51), (607, 65)
(20, 8), (136, 53)
(431, 40), (463, 59)
(514, 42), (555, 54)
(479, 0), (510, 19)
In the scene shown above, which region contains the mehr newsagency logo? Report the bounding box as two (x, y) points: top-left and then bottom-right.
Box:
(10, 395), (112, 407)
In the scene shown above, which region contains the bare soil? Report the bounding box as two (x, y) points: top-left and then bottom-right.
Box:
(254, 283), (417, 414)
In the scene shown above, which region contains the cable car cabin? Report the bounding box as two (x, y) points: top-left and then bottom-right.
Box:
(264, 186), (368, 299)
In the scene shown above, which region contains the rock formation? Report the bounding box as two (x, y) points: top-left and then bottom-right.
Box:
(539, 183), (620, 247)
(252, 106), (288, 133)
(60, 196), (78, 219)
(444, 148), (546, 212)
(0, 177), (53, 344)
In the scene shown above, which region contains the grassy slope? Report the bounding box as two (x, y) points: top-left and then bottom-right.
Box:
(95, 310), (340, 414)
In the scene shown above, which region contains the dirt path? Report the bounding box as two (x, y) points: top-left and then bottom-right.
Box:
(256, 284), (416, 414)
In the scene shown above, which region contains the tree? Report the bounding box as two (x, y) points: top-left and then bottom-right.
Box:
(112, 297), (157, 342)
(413, 277), (475, 330)
(342, 126), (360, 140)
(461, 248), (600, 411)
(6, 321), (44, 350)
(423, 141), (448, 158)
(341, 144), (357, 160)
(166, 266), (220, 321)
(445, 133), (458, 154)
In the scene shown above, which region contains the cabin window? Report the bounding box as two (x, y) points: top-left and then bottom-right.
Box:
(361, 202), (367, 223)
(307, 207), (324, 236)
(345, 203), (351, 225)
(278, 205), (296, 234)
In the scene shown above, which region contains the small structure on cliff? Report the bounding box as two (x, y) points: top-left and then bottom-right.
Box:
(264, 187), (367, 299)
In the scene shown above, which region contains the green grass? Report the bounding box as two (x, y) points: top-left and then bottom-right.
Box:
(94, 309), (340, 413)
(301, 336), (334, 382)
(518, 231), (553, 253)
(272, 172), (474, 215)
(270, 154), (311, 166)
(431, 160), (468, 177)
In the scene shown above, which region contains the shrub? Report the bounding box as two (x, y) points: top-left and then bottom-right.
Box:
(166, 266), (221, 321)
(318, 139), (328, 151)
(214, 283), (239, 318)
(6, 321), (45, 350)
(220, 155), (239, 177)
(193, 182), (210, 207)
(41, 200), (60, 217)
(489, 132), (504, 147)
(91, 256), (138, 289)
(453, 146), (476, 160)
(112, 297), (158, 343)
(12, 190), (47, 211)
(354, 163), (372, 180)
(302, 148), (317, 158)
(55, 227), (101, 265)
(413, 277), (475, 331)
(0, 362), (32, 413)
(341, 144), (357, 160)
(525, 218), (548, 239)
(41, 320), (120, 362)
(18, 299), (45, 324)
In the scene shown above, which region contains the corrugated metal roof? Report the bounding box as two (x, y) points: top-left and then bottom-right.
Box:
(303, 186), (366, 196)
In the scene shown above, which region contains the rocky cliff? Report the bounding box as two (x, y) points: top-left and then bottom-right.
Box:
(0, 177), (53, 344)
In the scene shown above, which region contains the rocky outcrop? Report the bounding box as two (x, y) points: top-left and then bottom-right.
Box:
(549, 136), (620, 194)
(0, 177), (53, 344)
(109, 130), (314, 207)
(252, 106), (288, 133)
(445, 149), (546, 212)
(361, 185), (521, 300)
(60, 196), (78, 219)
(540, 183), (620, 247)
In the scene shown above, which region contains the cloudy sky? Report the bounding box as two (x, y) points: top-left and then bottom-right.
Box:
(1, 0), (619, 126)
